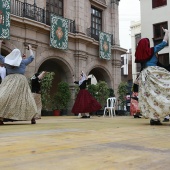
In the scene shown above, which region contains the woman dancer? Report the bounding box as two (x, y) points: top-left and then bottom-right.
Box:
(0, 45), (37, 125)
(72, 71), (101, 118)
(31, 71), (47, 120)
(135, 27), (170, 125)
(130, 80), (141, 118)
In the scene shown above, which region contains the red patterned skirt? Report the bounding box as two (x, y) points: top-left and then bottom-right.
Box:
(130, 92), (140, 116)
(72, 89), (102, 114)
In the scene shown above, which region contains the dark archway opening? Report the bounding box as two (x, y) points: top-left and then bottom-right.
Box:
(38, 58), (72, 95)
(89, 67), (111, 87)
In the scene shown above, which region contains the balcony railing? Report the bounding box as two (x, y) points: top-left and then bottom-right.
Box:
(86, 27), (114, 45)
(10, 0), (76, 33)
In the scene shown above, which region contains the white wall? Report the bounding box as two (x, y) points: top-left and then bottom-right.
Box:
(130, 21), (141, 81)
(131, 0), (170, 81)
(140, 0), (170, 54)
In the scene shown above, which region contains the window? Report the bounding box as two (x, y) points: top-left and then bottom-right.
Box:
(121, 57), (124, 65)
(91, 7), (102, 41)
(152, 0), (167, 8)
(121, 67), (124, 76)
(158, 53), (169, 66)
(46, 0), (63, 25)
(135, 34), (141, 48)
(153, 22), (168, 45)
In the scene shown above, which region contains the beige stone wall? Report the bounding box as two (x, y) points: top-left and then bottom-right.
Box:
(1, 0), (126, 113)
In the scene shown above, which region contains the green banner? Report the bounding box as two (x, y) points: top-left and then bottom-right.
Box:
(99, 32), (111, 60)
(0, 0), (10, 39)
(50, 14), (68, 50)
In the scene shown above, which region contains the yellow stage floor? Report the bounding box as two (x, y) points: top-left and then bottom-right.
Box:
(1, 116), (170, 170)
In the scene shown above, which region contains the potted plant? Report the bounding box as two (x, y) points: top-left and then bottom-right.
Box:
(88, 84), (98, 99)
(109, 88), (115, 97)
(95, 81), (109, 115)
(87, 84), (98, 116)
(117, 81), (128, 116)
(41, 72), (55, 116)
(52, 81), (71, 116)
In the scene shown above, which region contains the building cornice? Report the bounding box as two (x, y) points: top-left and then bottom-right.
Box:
(89, 0), (107, 10)
(111, 0), (120, 5)
(10, 15), (125, 53)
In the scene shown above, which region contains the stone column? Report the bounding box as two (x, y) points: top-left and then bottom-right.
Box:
(74, 0), (86, 34)
(74, 51), (87, 79)
(112, 50), (121, 97)
(111, 0), (120, 46)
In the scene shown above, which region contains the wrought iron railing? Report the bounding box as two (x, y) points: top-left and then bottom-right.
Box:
(10, 0), (76, 33)
(86, 27), (114, 45)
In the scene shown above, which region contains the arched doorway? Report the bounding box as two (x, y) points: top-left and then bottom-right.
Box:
(88, 67), (112, 87)
(38, 58), (73, 95)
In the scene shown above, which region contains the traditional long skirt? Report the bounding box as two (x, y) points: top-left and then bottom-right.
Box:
(0, 74), (37, 120)
(138, 66), (170, 120)
(130, 92), (140, 116)
(32, 93), (42, 119)
(72, 89), (102, 114)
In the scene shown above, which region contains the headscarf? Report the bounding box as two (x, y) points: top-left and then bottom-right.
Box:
(4, 49), (22, 66)
(79, 72), (86, 86)
(135, 38), (154, 63)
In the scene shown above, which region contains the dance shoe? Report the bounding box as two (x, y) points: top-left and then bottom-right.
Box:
(150, 119), (162, 125)
(31, 118), (36, 124)
(162, 118), (169, 122)
(0, 120), (4, 125)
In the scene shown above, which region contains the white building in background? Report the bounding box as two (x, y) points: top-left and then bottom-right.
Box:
(140, 0), (170, 66)
(130, 21), (141, 81)
(120, 51), (132, 88)
(131, 0), (170, 82)
(121, 54), (128, 75)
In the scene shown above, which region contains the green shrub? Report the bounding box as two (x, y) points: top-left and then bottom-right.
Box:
(96, 81), (109, 109)
(53, 81), (71, 111)
(117, 82), (128, 110)
(41, 72), (55, 110)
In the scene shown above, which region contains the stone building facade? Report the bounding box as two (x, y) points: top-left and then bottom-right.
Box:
(1, 0), (126, 112)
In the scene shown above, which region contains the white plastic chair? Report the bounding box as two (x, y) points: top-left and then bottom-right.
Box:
(103, 97), (116, 117)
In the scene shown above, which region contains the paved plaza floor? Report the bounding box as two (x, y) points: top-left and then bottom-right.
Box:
(1, 116), (170, 170)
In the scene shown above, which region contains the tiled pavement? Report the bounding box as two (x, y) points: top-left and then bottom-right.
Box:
(1, 116), (170, 170)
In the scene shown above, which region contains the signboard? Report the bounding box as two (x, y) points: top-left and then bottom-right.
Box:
(99, 31), (111, 60)
(50, 14), (68, 50)
(0, 0), (10, 39)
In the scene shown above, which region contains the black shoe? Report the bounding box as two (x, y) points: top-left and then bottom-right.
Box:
(134, 114), (141, 118)
(31, 118), (36, 124)
(86, 116), (90, 118)
(0, 120), (4, 125)
(134, 114), (138, 118)
(81, 116), (87, 118)
(162, 118), (169, 122)
(150, 119), (162, 125)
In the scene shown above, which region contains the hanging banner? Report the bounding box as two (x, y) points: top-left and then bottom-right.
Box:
(0, 0), (10, 39)
(50, 14), (68, 50)
(99, 31), (112, 60)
